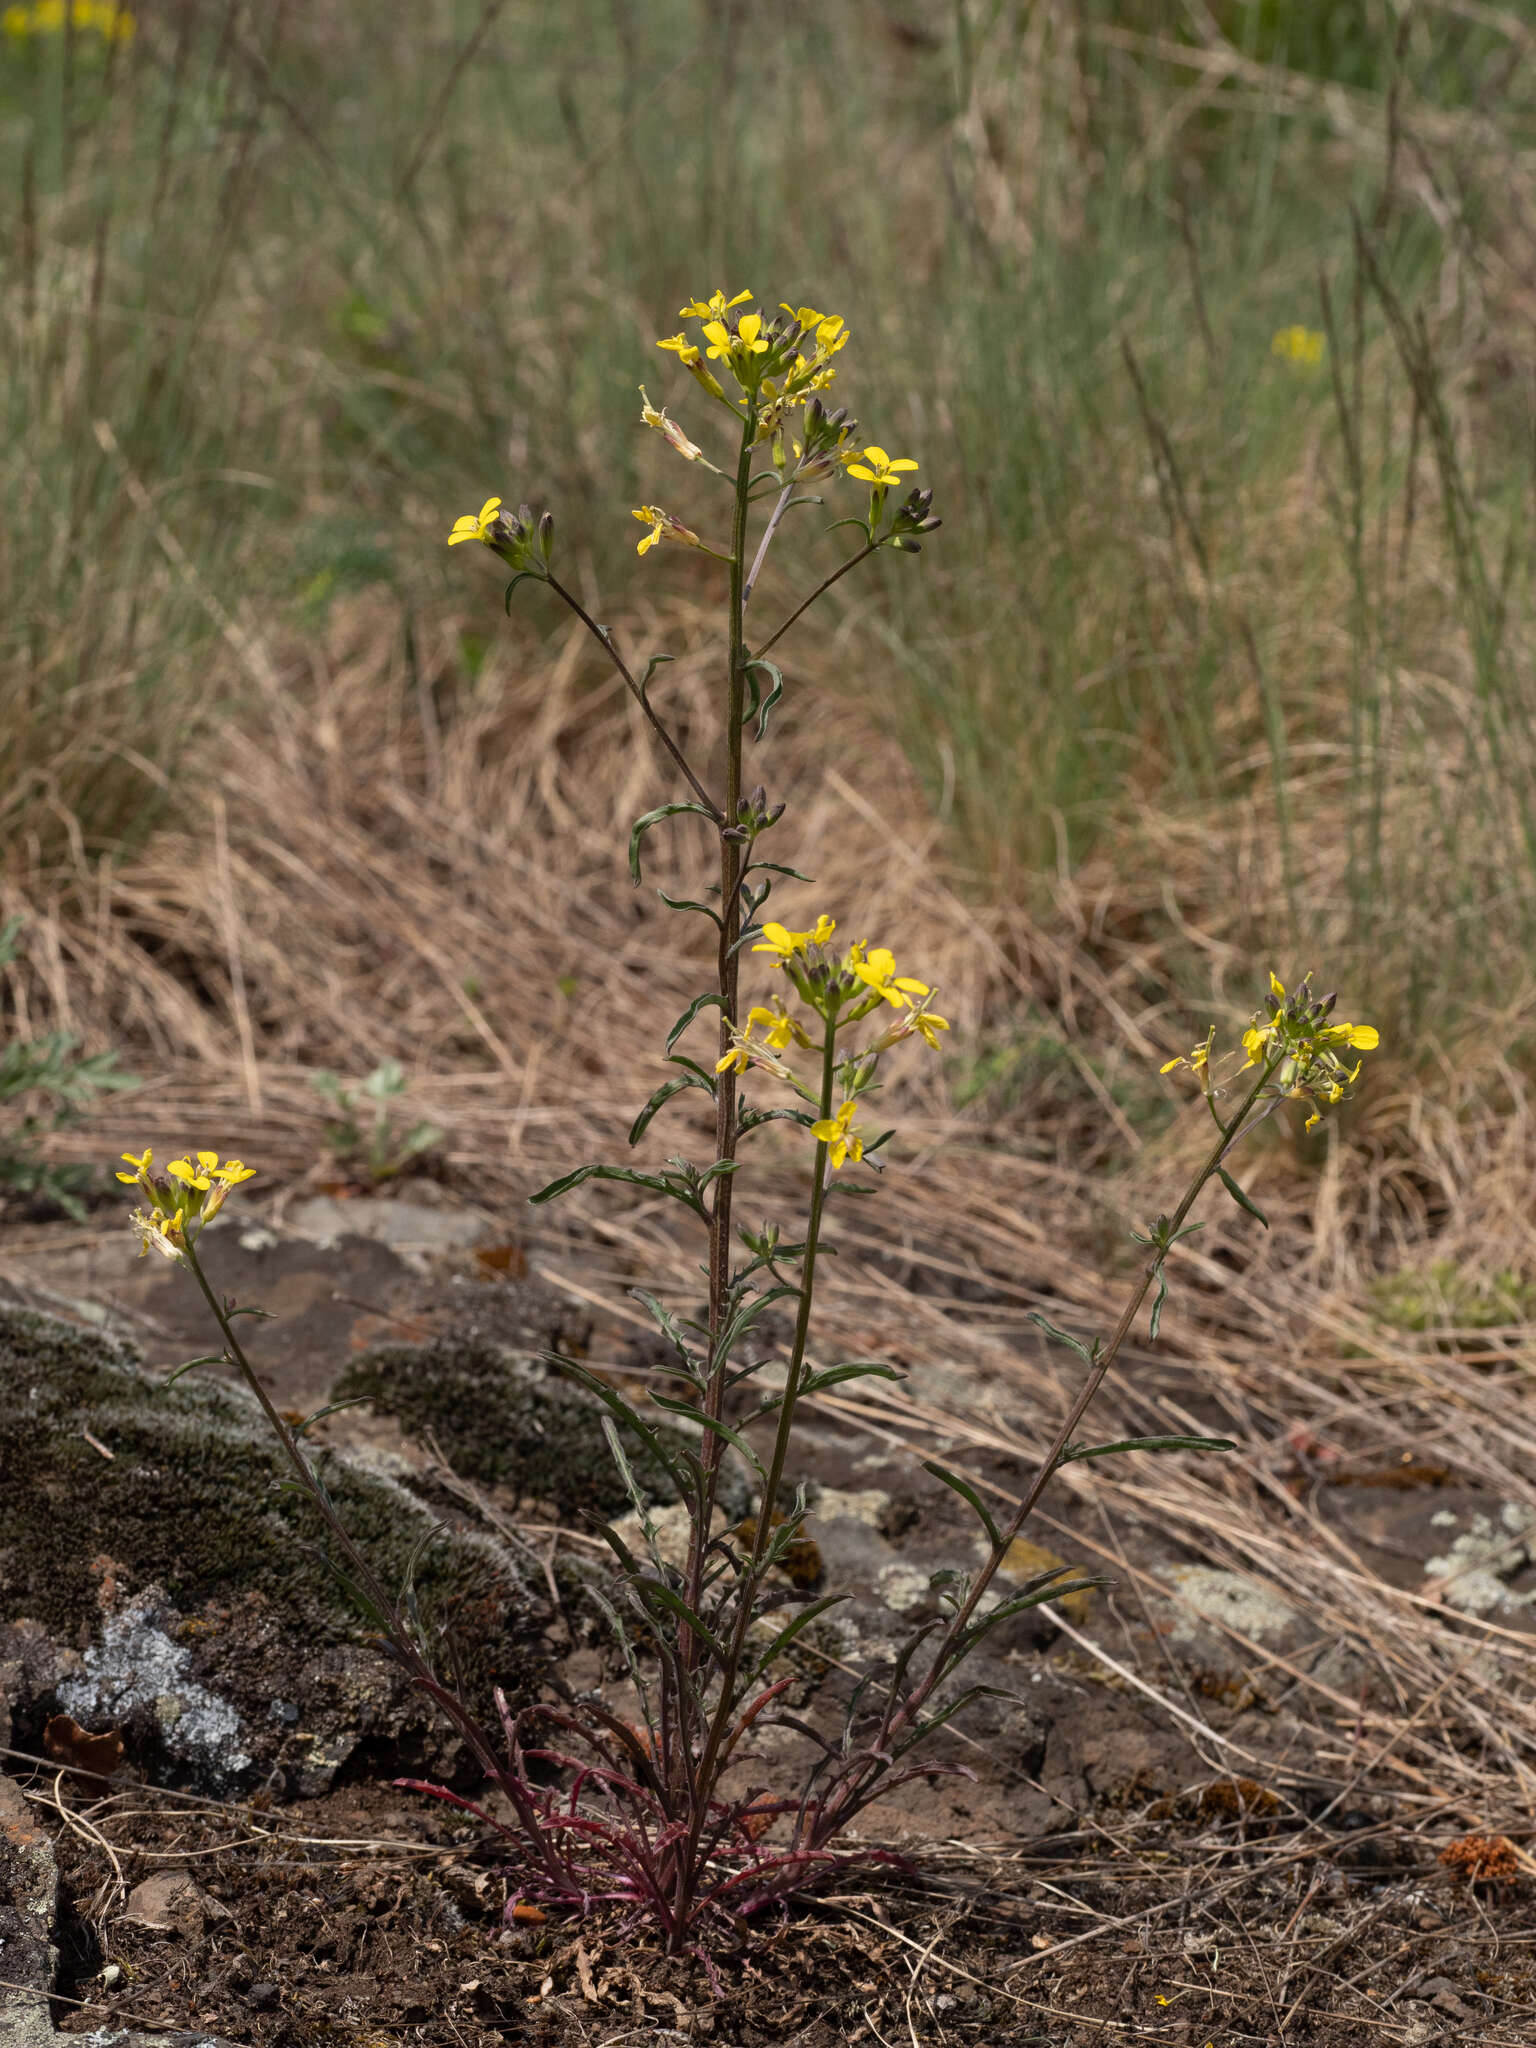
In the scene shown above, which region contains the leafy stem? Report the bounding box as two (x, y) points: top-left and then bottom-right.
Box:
(753, 540), (878, 661)
(545, 571), (720, 819)
(805, 1050), (1284, 1846)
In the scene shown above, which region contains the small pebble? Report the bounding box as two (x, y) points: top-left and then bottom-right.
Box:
(246, 1982), (281, 2011)
(99, 1964), (123, 1992)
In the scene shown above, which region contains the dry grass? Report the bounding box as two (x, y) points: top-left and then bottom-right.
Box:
(5, 586), (1535, 1846)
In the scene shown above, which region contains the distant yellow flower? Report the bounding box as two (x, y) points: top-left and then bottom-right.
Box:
(1271, 325), (1325, 367)
(811, 1100), (864, 1170)
(3, 0), (134, 38)
(631, 505), (705, 557)
(680, 288), (753, 321)
(447, 496), (503, 547)
(844, 447), (919, 488)
(752, 916), (836, 961)
(907, 1007), (950, 1050)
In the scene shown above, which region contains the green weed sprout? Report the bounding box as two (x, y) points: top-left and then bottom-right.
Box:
(310, 1059), (444, 1181)
(117, 286), (1377, 1959)
(1, 915), (135, 1218)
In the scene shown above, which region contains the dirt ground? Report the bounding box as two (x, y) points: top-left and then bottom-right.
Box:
(4, 1189), (1536, 2046)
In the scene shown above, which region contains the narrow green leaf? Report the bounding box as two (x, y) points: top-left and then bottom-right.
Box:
(1218, 1166), (1270, 1229)
(666, 990), (725, 1052)
(798, 1360), (903, 1398)
(293, 1395), (372, 1438)
(1060, 1434), (1236, 1464)
(635, 1580), (728, 1664)
(1027, 1311), (1098, 1365)
(1148, 1260), (1169, 1342)
(225, 1305), (278, 1322)
(749, 1594), (848, 1682)
(647, 1395), (765, 1480)
(628, 802), (717, 884)
(656, 889), (724, 928)
(162, 1353), (226, 1385)
(529, 1162), (704, 1215)
(921, 1460), (1003, 1551)
(742, 657), (784, 741)
(628, 1072), (713, 1147)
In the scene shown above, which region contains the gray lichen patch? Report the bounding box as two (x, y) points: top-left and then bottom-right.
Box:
(57, 1593), (251, 1780)
(332, 1338), (744, 1521)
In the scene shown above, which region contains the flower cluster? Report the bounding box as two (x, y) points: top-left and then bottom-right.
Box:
(2, 0), (134, 40)
(1163, 973), (1378, 1132)
(1271, 325), (1325, 368)
(116, 1148), (255, 1262)
(714, 915), (949, 1170)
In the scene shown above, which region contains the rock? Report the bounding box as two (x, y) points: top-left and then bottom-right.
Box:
(120, 1868), (227, 1935)
(0, 1307), (550, 1795)
(286, 1196), (492, 1267)
(0, 1775), (238, 2047)
(332, 1338), (747, 1522)
(0, 1773), (55, 2048)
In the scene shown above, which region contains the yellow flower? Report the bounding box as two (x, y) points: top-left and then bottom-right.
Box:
(1160, 1027), (1215, 1077)
(846, 941), (929, 1008)
(680, 288), (753, 321)
(168, 1155), (213, 1191)
(131, 1206), (187, 1261)
(657, 333), (726, 401)
(811, 1100), (864, 1170)
(749, 1001), (812, 1053)
(631, 505), (704, 557)
(908, 1008), (950, 1050)
(447, 496), (503, 547)
(716, 1042), (751, 1075)
(638, 386), (703, 462)
(1271, 325), (1325, 367)
(701, 314), (769, 364)
(115, 1148), (153, 1186)
(752, 916), (836, 960)
(658, 333), (702, 366)
(844, 447), (919, 488)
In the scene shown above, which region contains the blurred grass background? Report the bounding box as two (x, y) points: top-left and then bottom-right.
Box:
(3, 0), (1536, 1135)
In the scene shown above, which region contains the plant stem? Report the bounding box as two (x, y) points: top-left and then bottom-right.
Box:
(670, 1024), (838, 1940)
(752, 541), (876, 661)
(807, 1055), (1282, 1844)
(179, 1241), (567, 1882)
(545, 573), (721, 819)
(742, 482), (793, 604)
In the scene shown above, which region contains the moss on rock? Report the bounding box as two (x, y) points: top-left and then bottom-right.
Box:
(333, 1338), (746, 1521)
(0, 1306), (548, 1771)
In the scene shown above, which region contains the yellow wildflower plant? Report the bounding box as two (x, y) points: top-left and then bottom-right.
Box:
(1163, 975), (1378, 1134)
(2, 0), (134, 40)
(1271, 325), (1325, 367)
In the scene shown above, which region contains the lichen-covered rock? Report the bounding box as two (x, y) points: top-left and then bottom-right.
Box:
(0, 1307), (549, 1794)
(333, 1337), (748, 1522)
